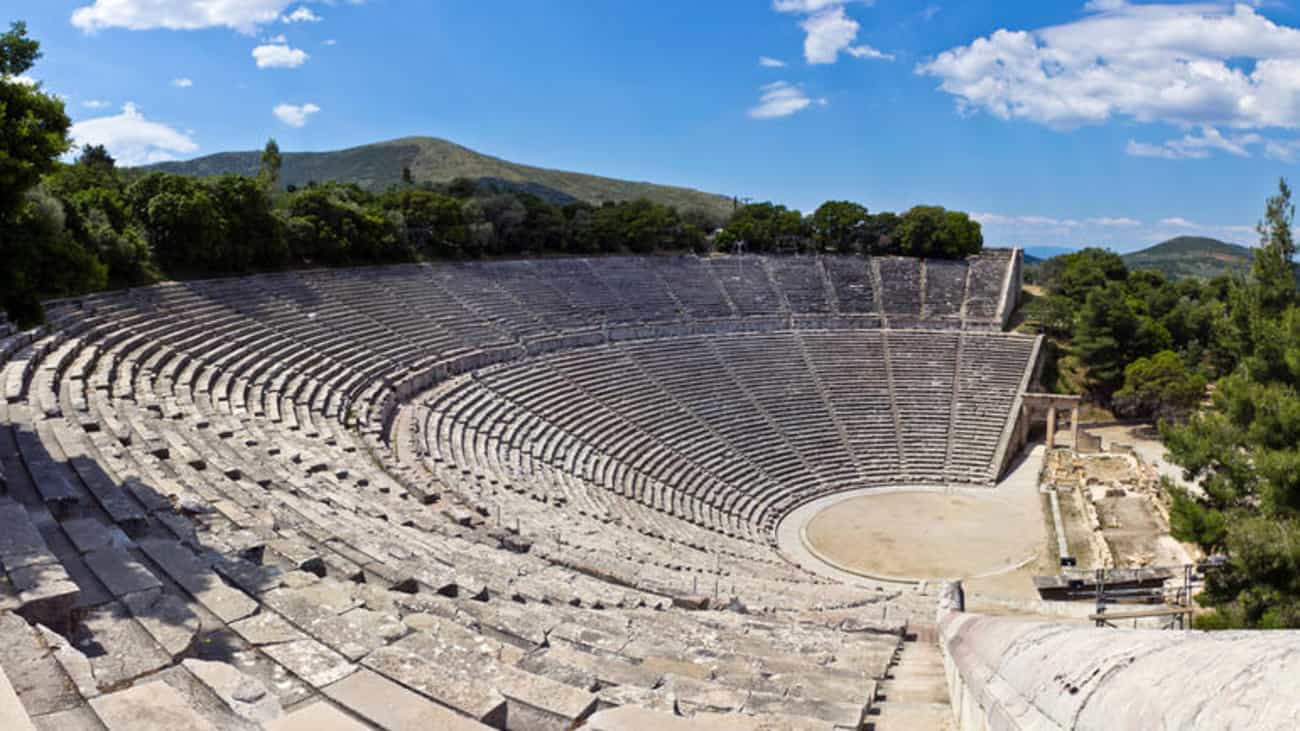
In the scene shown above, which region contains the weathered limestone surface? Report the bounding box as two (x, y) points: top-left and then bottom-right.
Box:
(323, 668), (493, 730)
(89, 681), (218, 731)
(939, 603), (1300, 730)
(0, 660), (37, 731)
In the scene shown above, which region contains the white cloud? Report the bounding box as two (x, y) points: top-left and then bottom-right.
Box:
(171, 77), (193, 88)
(282, 6), (321, 23)
(72, 0), (300, 34)
(253, 43), (309, 69)
(748, 81), (822, 119)
(773, 0), (859, 13)
(974, 209), (1252, 249)
(846, 44), (893, 61)
(1264, 139), (1300, 162)
(323, 38), (337, 45)
(266, 33), (287, 43)
(69, 102), (198, 165)
(801, 6), (861, 64)
(1126, 126), (1263, 159)
(918, 2), (1300, 136)
(759, 56), (787, 68)
(8, 74), (38, 86)
(776, 2), (887, 65)
(82, 99), (110, 109)
(273, 102), (320, 127)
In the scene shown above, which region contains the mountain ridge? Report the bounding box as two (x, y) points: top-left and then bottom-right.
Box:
(144, 136), (736, 221)
(1122, 235), (1253, 280)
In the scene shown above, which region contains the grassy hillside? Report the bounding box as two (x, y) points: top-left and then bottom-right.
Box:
(1122, 235), (1253, 281)
(145, 136), (736, 221)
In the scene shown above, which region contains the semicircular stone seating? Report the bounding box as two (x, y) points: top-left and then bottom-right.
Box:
(0, 252), (1036, 730)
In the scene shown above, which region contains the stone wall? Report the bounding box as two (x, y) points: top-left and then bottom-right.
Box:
(937, 583), (1300, 730)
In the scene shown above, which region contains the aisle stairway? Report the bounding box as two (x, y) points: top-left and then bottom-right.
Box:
(868, 623), (953, 731)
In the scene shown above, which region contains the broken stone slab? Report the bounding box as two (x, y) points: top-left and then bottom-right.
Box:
(59, 518), (130, 555)
(743, 689), (864, 728)
(74, 601), (173, 691)
(136, 540), (257, 624)
(33, 624), (98, 701)
(89, 681), (217, 731)
(266, 538), (326, 576)
(362, 641), (508, 727)
(520, 642), (662, 689)
(230, 611), (308, 647)
(122, 590), (201, 659)
(82, 548), (162, 598)
(659, 673), (750, 715)
(211, 556), (282, 596)
(262, 700), (370, 731)
(181, 659), (283, 725)
(340, 607), (408, 644)
(0, 613), (83, 718)
(323, 668), (493, 731)
(0, 499), (59, 569)
(8, 562), (79, 630)
(0, 656), (36, 731)
(261, 638), (357, 689)
(399, 627), (596, 730)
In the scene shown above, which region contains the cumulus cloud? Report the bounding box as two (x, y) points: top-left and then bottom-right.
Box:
(253, 43), (309, 69)
(800, 6), (861, 64)
(82, 99), (110, 109)
(72, 0), (301, 34)
(282, 6), (321, 23)
(748, 81), (825, 119)
(918, 2), (1300, 138)
(773, 1), (887, 65)
(8, 74), (38, 86)
(759, 56), (787, 68)
(274, 102), (320, 127)
(69, 102), (198, 165)
(171, 77), (193, 88)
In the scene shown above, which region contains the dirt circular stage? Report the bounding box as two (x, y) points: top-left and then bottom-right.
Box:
(801, 488), (1043, 582)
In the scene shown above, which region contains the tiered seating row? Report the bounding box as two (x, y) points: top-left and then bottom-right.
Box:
(421, 330), (1038, 540)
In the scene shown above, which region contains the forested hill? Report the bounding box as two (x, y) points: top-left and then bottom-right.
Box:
(144, 136), (736, 220)
(1121, 236), (1253, 280)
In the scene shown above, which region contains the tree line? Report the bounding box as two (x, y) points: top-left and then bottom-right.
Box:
(1027, 178), (1300, 629)
(715, 200), (983, 258)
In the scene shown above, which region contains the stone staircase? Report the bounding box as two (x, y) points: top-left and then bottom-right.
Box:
(868, 623), (954, 731)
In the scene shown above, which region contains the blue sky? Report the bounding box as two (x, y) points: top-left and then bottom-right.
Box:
(13, 1), (1300, 251)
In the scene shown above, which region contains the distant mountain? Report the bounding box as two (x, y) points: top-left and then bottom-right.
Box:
(144, 136), (736, 221)
(1122, 236), (1253, 281)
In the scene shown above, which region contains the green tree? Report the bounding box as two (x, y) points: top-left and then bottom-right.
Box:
(1162, 179), (1300, 629)
(863, 211), (901, 255)
(810, 200), (868, 253)
(713, 202), (807, 253)
(0, 21), (84, 324)
(1042, 247), (1129, 303)
(259, 138), (282, 190)
(1251, 178), (1296, 317)
(1074, 281), (1170, 396)
(894, 205), (983, 258)
(1113, 350), (1206, 422)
